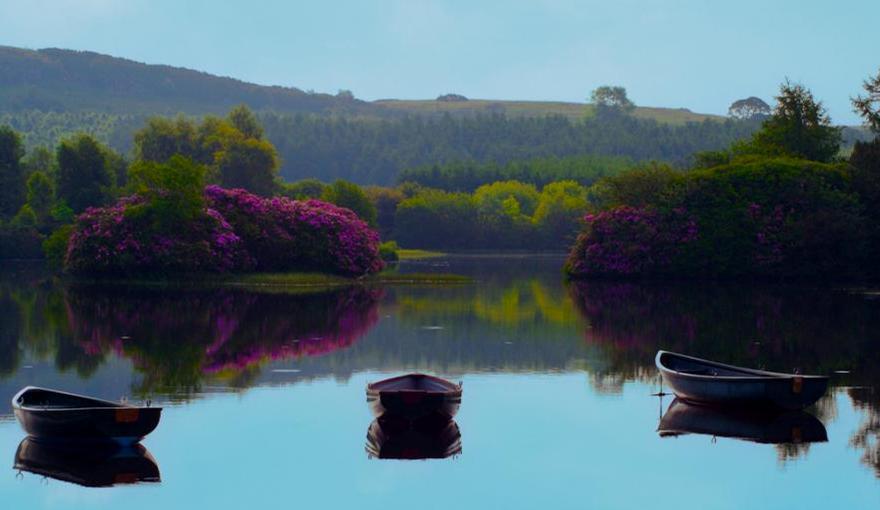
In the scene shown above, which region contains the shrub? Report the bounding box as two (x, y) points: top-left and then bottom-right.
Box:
(65, 196), (252, 275)
(379, 241), (399, 262)
(565, 206), (697, 277)
(205, 186), (383, 276)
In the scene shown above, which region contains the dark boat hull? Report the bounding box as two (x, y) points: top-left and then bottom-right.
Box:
(366, 374), (462, 421)
(12, 387), (162, 444)
(367, 391), (461, 421)
(658, 398), (827, 444)
(656, 351), (828, 410)
(14, 438), (160, 487)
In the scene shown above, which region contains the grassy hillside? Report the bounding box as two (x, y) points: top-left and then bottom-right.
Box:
(0, 46), (377, 116)
(374, 99), (724, 125)
(1, 45), (726, 125)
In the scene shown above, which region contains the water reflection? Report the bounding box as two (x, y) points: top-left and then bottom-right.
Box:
(366, 418), (462, 460)
(14, 438), (160, 487)
(570, 281), (880, 475)
(658, 398), (827, 445)
(64, 285), (383, 392)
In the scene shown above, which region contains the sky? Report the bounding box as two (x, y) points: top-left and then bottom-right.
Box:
(1, 0), (878, 123)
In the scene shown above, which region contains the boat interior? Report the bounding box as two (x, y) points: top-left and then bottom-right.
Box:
(660, 352), (757, 377)
(371, 375), (458, 392)
(16, 388), (122, 410)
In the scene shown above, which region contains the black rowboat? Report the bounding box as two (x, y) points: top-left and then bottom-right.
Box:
(366, 418), (461, 459)
(14, 437), (160, 487)
(658, 398), (827, 444)
(656, 351), (828, 410)
(12, 387), (162, 444)
(366, 373), (462, 421)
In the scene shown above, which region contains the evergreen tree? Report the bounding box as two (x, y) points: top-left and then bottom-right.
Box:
(57, 134), (115, 213)
(0, 126), (26, 218)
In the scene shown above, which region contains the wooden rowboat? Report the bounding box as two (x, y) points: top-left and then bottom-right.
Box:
(656, 351), (828, 410)
(12, 387), (162, 444)
(366, 373), (462, 421)
(14, 437), (160, 487)
(658, 398), (827, 444)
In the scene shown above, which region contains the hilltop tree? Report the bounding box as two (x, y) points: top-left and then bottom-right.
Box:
(0, 126), (26, 218)
(57, 134), (116, 213)
(728, 97), (771, 120)
(590, 86), (635, 114)
(736, 81), (841, 163)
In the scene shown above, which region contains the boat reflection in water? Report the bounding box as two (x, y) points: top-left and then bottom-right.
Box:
(658, 398), (828, 445)
(14, 438), (160, 487)
(366, 417), (462, 460)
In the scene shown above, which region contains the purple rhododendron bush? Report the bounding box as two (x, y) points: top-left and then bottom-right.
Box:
(65, 196), (253, 275)
(205, 186), (383, 275)
(566, 158), (868, 279)
(65, 186), (383, 277)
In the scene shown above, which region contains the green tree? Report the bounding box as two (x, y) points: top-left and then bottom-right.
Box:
(283, 178), (326, 199)
(533, 181), (589, 245)
(22, 146), (55, 177)
(133, 116), (200, 164)
(0, 126), (26, 218)
(214, 136), (279, 196)
(736, 81), (841, 163)
(728, 97), (771, 120)
(590, 86), (635, 115)
(24, 172), (54, 227)
(852, 67), (880, 134)
(56, 134), (115, 213)
(228, 105), (264, 139)
(127, 156), (207, 229)
(365, 186), (404, 239)
(321, 180), (378, 226)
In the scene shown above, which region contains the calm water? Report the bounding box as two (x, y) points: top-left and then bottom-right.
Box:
(1, 255), (879, 509)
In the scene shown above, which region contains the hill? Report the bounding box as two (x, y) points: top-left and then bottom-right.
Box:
(1, 45), (727, 125)
(0, 46), (378, 116)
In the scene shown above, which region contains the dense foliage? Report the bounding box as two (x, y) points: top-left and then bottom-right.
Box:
(260, 112), (759, 184)
(205, 186), (383, 275)
(62, 153), (383, 276)
(394, 180), (589, 249)
(397, 154), (632, 191)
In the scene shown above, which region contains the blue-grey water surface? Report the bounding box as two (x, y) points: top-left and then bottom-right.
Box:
(1, 255), (878, 509)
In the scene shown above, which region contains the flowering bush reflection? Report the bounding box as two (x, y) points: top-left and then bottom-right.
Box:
(63, 286), (383, 391)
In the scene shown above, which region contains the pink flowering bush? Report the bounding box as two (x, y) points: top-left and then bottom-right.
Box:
(65, 196), (252, 275)
(565, 206), (697, 277)
(205, 185), (383, 276)
(64, 185), (383, 276)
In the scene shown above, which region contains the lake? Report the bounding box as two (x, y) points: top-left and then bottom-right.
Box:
(1, 255), (878, 509)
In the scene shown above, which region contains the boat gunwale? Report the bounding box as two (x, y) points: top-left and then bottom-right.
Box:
(366, 373), (462, 395)
(655, 351), (828, 382)
(11, 386), (163, 413)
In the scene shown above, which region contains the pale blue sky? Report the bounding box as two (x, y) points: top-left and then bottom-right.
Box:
(2, 0), (878, 123)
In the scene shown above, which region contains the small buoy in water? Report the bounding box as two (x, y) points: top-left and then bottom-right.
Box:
(120, 335), (132, 340)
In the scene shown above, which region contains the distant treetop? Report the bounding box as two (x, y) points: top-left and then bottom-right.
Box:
(437, 94), (469, 102)
(728, 97), (771, 120)
(590, 86), (635, 114)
